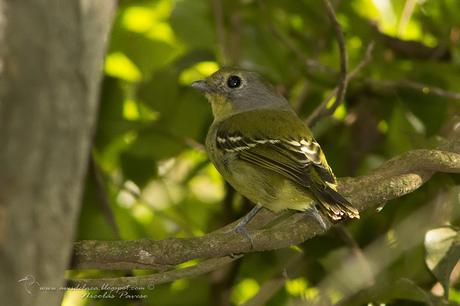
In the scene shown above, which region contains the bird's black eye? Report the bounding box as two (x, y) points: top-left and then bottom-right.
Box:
(226, 75), (242, 88)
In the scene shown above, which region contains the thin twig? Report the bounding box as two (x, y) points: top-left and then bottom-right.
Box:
(257, 0), (335, 75)
(347, 42), (375, 80)
(305, 42), (374, 123)
(315, 0), (348, 120)
(306, 42), (374, 126)
(257, 0), (305, 62)
(90, 154), (121, 239)
(209, 0), (228, 65)
(227, 10), (242, 66)
(370, 79), (460, 101)
(184, 137), (206, 152)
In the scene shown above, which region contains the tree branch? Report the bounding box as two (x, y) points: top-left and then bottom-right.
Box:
(67, 256), (241, 287)
(68, 136), (460, 287)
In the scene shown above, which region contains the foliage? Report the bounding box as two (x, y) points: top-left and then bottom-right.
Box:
(67, 0), (460, 305)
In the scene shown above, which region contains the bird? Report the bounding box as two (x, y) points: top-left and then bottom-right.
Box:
(192, 68), (359, 241)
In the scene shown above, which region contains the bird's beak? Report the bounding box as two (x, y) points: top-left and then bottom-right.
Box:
(191, 80), (212, 93)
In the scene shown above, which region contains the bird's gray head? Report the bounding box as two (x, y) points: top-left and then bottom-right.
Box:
(191, 68), (290, 121)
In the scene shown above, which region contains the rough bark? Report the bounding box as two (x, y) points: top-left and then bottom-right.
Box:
(0, 1), (116, 305)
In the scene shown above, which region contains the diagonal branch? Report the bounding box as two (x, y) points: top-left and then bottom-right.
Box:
(90, 154), (121, 239)
(68, 135), (460, 287)
(68, 256), (241, 287)
(306, 42), (374, 126)
(305, 0), (348, 127)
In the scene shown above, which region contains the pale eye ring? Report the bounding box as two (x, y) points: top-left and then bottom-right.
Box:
(227, 75), (242, 88)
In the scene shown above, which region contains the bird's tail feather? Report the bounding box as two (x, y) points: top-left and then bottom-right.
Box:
(311, 185), (360, 221)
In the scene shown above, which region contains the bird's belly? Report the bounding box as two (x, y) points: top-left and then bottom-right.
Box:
(227, 160), (315, 213)
(268, 186), (316, 212)
(226, 162), (276, 205)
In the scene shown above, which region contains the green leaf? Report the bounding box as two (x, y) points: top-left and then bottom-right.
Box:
(169, 0), (214, 49)
(425, 226), (460, 298)
(95, 76), (139, 150)
(137, 68), (180, 120)
(128, 125), (186, 160)
(386, 103), (423, 155)
(167, 89), (211, 140)
(120, 151), (158, 187)
(77, 180), (117, 240)
(173, 49), (215, 71)
(110, 29), (179, 77)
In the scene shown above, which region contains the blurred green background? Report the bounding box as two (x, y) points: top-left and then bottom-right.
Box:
(65, 0), (460, 305)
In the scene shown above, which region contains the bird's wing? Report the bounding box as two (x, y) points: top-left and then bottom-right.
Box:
(216, 109), (359, 220)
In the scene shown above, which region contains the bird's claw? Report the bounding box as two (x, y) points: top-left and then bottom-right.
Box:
(235, 224), (255, 248)
(225, 223), (255, 249)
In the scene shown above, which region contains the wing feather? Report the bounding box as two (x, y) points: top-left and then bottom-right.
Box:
(216, 129), (335, 186)
(215, 128), (359, 220)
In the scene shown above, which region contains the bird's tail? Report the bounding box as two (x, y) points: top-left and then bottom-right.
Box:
(311, 184), (360, 221)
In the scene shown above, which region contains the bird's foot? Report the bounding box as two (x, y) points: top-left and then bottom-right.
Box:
(225, 218), (255, 248)
(224, 204), (262, 248)
(233, 222), (255, 248)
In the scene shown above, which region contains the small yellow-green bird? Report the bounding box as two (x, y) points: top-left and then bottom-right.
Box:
(192, 68), (359, 237)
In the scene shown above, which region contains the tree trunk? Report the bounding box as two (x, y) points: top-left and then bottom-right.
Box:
(0, 1), (116, 305)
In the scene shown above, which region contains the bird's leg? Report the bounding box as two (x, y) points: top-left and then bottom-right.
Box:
(227, 204), (263, 248)
(304, 206), (328, 230)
